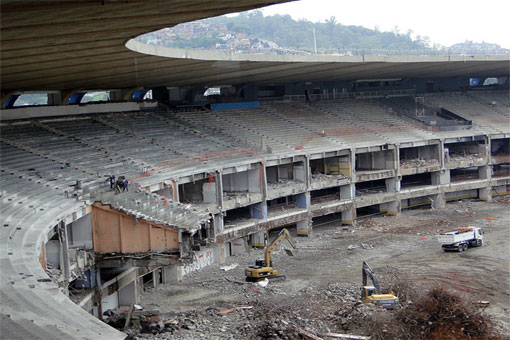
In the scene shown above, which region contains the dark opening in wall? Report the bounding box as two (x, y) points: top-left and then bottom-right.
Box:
(450, 167), (479, 182)
(401, 173), (432, 189)
(179, 179), (208, 203)
(267, 195), (297, 212)
(356, 204), (381, 218)
(355, 179), (386, 196)
(310, 187), (340, 204)
(224, 206), (251, 225)
(445, 141), (485, 163)
(493, 164), (510, 177)
(312, 212), (343, 226)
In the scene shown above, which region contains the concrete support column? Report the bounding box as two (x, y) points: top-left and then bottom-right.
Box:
(163, 264), (182, 284)
(479, 187), (492, 201)
(478, 165), (491, 180)
(340, 184), (354, 200)
(297, 218), (312, 236)
(118, 281), (139, 305)
(58, 221), (70, 295)
(342, 208), (355, 225)
(251, 231), (265, 248)
(251, 202), (268, 219)
(432, 169), (450, 185)
(214, 213), (224, 235)
(432, 193), (446, 209)
(384, 201), (400, 216)
(109, 90), (123, 101)
(386, 177), (400, 192)
(48, 92), (61, 106)
(296, 192), (310, 209)
(171, 180), (179, 202)
(438, 141), (446, 168)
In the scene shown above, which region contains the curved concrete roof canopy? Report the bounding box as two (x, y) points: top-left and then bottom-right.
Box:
(0, 0), (293, 92)
(2, 0), (509, 93)
(126, 39), (510, 87)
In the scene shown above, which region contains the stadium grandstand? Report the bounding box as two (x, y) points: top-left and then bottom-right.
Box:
(1, 1), (509, 339)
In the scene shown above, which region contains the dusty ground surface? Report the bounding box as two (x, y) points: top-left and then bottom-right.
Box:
(125, 199), (510, 339)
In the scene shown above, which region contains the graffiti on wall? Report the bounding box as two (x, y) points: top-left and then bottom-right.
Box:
(182, 250), (213, 277)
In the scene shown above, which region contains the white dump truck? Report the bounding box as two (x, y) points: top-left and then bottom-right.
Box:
(437, 226), (483, 252)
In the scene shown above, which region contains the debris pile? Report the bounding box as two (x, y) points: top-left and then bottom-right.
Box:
(400, 158), (439, 169)
(448, 153), (485, 163)
(312, 173), (349, 181)
(369, 286), (504, 340)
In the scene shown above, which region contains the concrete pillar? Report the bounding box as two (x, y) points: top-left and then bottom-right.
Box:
(340, 184), (354, 200)
(251, 202), (268, 219)
(297, 218), (312, 236)
(432, 193), (446, 209)
(48, 92), (61, 106)
(162, 264), (182, 283)
(438, 141), (446, 168)
(202, 182), (217, 203)
(293, 163), (306, 182)
(385, 201), (400, 216)
(109, 90), (123, 101)
(216, 170), (224, 210)
(230, 237), (248, 255)
(386, 177), (400, 192)
(431, 169), (450, 185)
(214, 214), (224, 234)
(171, 180), (179, 202)
(118, 281), (138, 305)
(248, 168), (262, 193)
(296, 192), (310, 209)
(251, 230), (265, 248)
(479, 187), (492, 201)
(342, 208), (355, 225)
(478, 165), (491, 180)
(58, 221), (70, 294)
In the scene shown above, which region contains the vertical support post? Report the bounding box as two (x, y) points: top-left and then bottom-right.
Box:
(296, 219), (312, 237)
(432, 193), (446, 209)
(342, 208), (355, 225)
(385, 201), (400, 216)
(58, 220), (70, 294)
(251, 230), (265, 248)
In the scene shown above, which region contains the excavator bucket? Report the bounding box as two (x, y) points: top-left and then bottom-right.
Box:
(284, 248), (294, 256)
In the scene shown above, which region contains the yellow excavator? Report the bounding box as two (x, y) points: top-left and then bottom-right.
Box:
(361, 261), (399, 309)
(245, 228), (297, 282)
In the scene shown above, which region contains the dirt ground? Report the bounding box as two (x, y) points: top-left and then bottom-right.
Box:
(129, 199), (510, 339)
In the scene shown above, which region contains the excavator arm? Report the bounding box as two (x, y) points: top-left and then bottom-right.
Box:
(264, 229), (296, 267)
(362, 261), (381, 294)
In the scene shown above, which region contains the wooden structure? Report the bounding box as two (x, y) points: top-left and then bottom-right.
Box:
(92, 203), (179, 254)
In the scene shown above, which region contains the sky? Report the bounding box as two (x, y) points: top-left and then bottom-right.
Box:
(259, 0), (510, 48)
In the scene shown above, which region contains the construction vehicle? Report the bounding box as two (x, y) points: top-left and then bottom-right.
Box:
(361, 261), (399, 309)
(438, 226), (483, 252)
(245, 228), (296, 281)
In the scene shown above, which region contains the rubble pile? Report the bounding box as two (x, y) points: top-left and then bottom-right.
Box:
(356, 188), (385, 195)
(267, 179), (302, 189)
(126, 282), (378, 340)
(400, 158), (439, 169)
(448, 153), (485, 162)
(311, 173), (348, 181)
(369, 286), (504, 340)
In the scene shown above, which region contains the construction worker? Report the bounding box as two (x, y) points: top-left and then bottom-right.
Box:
(123, 179), (129, 192)
(109, 175), (115, 189)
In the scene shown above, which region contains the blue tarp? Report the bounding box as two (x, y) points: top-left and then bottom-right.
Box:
(209, 101), (260, 111)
